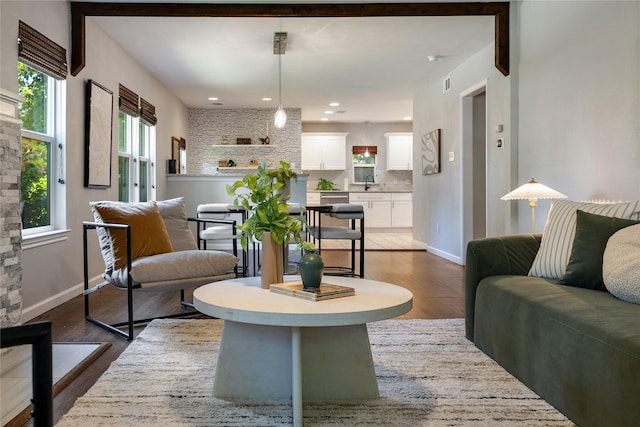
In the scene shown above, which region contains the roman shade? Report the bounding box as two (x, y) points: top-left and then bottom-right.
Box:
(140, 97), (157, 126)
(352, 146), (378, 155)
(18, 20), (67, 79)
(119, 84), (140, 117)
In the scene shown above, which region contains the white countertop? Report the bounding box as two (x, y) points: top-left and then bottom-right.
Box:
(308, 190), (412, 193)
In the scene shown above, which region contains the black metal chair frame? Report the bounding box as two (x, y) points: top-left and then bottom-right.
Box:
(307, 206), (365, 278)
(83, 217), (236, 340)
(1, 321), (53, 427)
(193, 208), (248, 277)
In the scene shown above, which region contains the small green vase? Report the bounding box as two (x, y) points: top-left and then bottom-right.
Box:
(299, 249), (324, 289)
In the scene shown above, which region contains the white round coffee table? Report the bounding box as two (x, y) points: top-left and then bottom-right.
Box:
(193, 275), (413, 427)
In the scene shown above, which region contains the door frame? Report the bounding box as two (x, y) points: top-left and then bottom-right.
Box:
(459, 79), (488, 264)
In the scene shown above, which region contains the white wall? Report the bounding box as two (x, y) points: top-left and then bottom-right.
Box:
(412, 0), (640, 264)
(515, 0), (640, 232)
(0, 1), (190, 320)
(412, 43), (511, 263)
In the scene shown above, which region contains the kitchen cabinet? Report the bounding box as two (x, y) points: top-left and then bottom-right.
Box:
(385, 132), (413, 170)
(349, 192), (412, 228)
(301, 133), (348, 170)
(391, 193), (413, 227)
(349, 192), (392, 228)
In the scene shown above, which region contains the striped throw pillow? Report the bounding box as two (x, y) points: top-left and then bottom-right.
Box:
(528, 199), (640, 279)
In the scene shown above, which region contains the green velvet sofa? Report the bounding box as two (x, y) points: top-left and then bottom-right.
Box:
(465, 234), (640, 427)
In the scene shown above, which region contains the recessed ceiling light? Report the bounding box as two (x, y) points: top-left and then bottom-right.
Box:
(321, 117), (329, 121)
(324, 111), (334, 114)
(403, 116), (412, 121)
(329, 102), (340, 107)
(208, 97), (219, 101)
(427, 55), (440, 62)
(262, 97), (272, 101)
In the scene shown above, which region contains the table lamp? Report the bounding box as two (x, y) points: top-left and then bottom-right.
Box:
(501, 178), (567, 233)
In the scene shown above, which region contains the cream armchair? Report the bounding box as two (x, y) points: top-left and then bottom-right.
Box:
(83, 197), (239, 340)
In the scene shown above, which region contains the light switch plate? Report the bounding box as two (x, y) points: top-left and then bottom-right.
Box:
(448, 151), (455, 162)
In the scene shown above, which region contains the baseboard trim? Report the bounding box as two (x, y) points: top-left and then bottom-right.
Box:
(21, 274), (103, 322)
(427, 245), (463, 265)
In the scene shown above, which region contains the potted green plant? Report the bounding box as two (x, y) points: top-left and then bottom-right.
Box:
(226, 160), (306, 288)
(316, 178), (335, 191)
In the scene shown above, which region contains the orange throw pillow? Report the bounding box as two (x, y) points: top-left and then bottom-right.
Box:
(92, 201), (173, 270)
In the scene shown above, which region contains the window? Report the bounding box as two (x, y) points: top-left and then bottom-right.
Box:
(352, 146), (377, 184)
(138, 121), (151, 202)
(17, 21), (67, 236)
(117, 85), (156, 202)
(18, 63), (65, 234)
(118, 111), (132, 202)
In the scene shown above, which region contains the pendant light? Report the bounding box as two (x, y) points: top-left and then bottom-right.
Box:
(273, 32), (287, 129)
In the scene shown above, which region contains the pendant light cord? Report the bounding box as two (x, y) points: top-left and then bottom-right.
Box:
(278, 53), (282, 106)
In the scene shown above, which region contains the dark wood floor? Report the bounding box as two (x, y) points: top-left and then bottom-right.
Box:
(22, 249), (464, 426)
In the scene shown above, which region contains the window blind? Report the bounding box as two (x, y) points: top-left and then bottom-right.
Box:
(18, 20), (68, 80)
(118, 84), (139, 117)
(140, 97), (157, 126)
(352, 146), (378, 155)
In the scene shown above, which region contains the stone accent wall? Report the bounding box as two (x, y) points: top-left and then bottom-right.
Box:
(187, 108), (302, 174)
(0, 90), (24, 327)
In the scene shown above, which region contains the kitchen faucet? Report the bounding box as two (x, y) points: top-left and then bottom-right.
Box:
(364, 174), (374, 191)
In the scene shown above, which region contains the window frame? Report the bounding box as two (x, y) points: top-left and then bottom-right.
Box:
(352, 153), (377, 184)
(118, 110), (156, 202)
(19, 64), (67, 238)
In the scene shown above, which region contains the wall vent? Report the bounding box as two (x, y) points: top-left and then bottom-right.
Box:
(443, 75), (451, 93)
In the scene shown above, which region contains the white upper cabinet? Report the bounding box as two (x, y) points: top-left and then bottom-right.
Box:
(301, 133), (348, 170)
(385, 132), (413, 170)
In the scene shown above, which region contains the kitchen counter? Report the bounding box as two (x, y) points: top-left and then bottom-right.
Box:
(166, 174), (308, 216)
(308, 190), (412, 193)
(169, 172), (307, 178)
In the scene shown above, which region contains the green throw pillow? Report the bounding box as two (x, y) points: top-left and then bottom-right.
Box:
(561, 210), (638, 290)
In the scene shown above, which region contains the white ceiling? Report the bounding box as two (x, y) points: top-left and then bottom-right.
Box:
(90, 9), (493, 122)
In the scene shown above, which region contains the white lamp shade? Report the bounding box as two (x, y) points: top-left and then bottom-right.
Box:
(274, 105), (287, 128)
(501, 178), (567, 201)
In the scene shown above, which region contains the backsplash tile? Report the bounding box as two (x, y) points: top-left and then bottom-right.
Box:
(187, 108), (302, 174)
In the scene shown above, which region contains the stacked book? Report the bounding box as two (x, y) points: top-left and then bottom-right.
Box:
(270, 282), (355, 301)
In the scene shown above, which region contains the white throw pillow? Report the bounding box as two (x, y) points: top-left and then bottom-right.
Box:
(603, 224), (640, 304)
(156, 197), (198, 251)
(528, 199), (640, 279)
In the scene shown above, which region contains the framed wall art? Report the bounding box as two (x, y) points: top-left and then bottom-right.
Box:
(422, 129), (441, 175)
(172, 136), (186, 174)
(84, 80), (114, 188)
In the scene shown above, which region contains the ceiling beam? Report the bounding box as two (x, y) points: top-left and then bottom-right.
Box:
(70, 2), (510, 76)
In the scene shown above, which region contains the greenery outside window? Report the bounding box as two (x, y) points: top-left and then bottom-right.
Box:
(352, 146), (377, 184)
(118, 111), (155, 202)
(18, 62), (65, 234)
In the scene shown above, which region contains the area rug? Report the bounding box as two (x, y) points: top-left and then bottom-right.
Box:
(56, 319), (575, 426)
